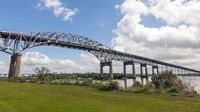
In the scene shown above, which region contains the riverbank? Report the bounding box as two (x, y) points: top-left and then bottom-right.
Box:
(0, 81), (200, 112)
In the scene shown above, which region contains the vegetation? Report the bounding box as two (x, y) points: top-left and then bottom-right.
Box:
(152, 70), (197, 94)
(129, 70), (197, 95)
(0, 81), (200, 112)
(1, 67), (197, 94)
(0, 67), (199, 111)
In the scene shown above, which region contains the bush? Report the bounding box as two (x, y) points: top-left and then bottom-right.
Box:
(8, 77), (26, 83)
(91, 81), (102, 88)
(152, 70), (178, 89)
(50, 81), (60, 85)
(97, 81), (119, 91)
(131, 82), (154, 93)
(29, 79), (38, 83)
(167, 86), (179, 94)
(80, 79), (93, 86)
(132, 81), (142, 88)
(60, 79), (71, 85)
(74, 80), (81, 85)
(144, 82), (154, 92)
(133, 87), (146, 93)
(180, 79), (197, 95)
(151, 70), (197, 95)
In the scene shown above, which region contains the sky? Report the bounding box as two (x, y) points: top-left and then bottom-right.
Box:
(0, 0), (200, 74)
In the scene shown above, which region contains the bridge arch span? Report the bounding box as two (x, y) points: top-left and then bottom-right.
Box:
(0, 31), (199, 79)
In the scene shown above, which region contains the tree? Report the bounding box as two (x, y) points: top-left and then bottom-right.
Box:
(33, 67), (50, 75)
(33, 67), (51, 81)
(152, 70), (177, 89)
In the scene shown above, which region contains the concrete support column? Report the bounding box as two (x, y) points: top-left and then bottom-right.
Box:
(8, 55), (15, 78)
(140, 64), (143, 84)
(140, 64), (148, 84)
(123, 62), (127, 89)
(145, 65), (148, 84)
(123, 61), (136, 89)
(132, 62), (136, 83)
(100, 62), (103, 78)
(109, 62), (113, 79)
(100, 61), (113, 79)
(8, 53), (22, 78)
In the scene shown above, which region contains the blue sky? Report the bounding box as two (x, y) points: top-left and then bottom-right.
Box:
(0, 0), (122, 60)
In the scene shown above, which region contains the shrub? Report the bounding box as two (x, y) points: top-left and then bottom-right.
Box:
(97, 81), (119, 91)
(132, 82), (154, 93)
(152, 70), (177, 89)
(167, 86), (179, 94)
(144, 82), (154, 92)
(29, 79), (38, 83)
(74, 80), (81, 85)
(132, 81), (142, 88)
(8, 77), (26, 83)
(60, 79), (71, 85)
(180, 78), (197, 95)
(154, 88), (166, 94)
(133, 87), (146, 93)
(50, 81), (60, 85)
(91, 81), (103, 88)
(151, 70), (197, 95)
(80, 79), (93, 86)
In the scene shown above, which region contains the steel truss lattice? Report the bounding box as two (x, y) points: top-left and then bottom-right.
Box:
(0, 31), (200, 75)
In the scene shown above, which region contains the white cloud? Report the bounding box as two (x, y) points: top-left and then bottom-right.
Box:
(20, 51), (127, 74)
(35, 0), (78, 21)
(113, 0), (200, 69)
(149, 0), (200, 26)
(21, 51), (100, 73)
(0, 60), (9, 73)
(23, 52), (51, 66)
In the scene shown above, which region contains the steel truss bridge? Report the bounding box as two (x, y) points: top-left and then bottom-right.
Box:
(0, 31), (200, 85)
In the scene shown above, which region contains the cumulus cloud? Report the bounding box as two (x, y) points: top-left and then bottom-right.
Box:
(35, 0), (78, 21)
(20, 52), (128, 74)
(0, 60), (9, 73)
(113, 0), (200, 69)
(21, 51), (99, 73)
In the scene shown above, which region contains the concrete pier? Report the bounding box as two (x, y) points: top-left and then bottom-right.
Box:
(140, 63), (148, 84)
(123, 61), (136, 89)
(100, 61), (113, 79)
(8, 53), (22, 78)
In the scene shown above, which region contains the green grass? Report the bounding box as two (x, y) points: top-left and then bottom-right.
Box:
(0, 81), (200, 112)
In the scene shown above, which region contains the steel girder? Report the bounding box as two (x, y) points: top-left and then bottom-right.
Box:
(0, 31), (200, 74)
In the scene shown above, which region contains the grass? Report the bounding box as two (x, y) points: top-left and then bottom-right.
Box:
(0, 81), (200, 112)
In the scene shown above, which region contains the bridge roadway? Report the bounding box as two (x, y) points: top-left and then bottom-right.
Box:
(0, 31), (200, 85)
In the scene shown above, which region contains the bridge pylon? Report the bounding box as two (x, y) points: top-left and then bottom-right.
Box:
(140, 63), (148, 84)
(100, 61), (113, 79)
(123, 61), (136, 89)
(8, 53), (22, 78)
